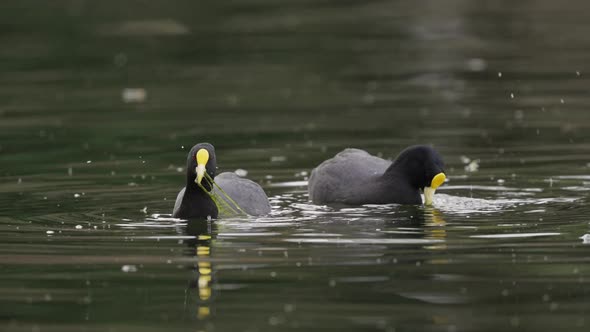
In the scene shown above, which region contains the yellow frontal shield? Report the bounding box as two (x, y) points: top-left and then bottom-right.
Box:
(195, 149), (209, 184)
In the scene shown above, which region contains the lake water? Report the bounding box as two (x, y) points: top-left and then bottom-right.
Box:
(1, 1), (590, 331)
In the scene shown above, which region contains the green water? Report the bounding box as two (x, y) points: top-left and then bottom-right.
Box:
(1, 1), (590, 331)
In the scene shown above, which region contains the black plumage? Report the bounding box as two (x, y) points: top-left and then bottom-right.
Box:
(172, 143), (271, 219)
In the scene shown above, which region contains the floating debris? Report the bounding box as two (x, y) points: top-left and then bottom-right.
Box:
(122, 88), (147, 103)
(580, 234), (590, 244)
(75, 225), (83, 229)
(98, 19), (189, 36)
(46, 230), (55, 235)
(295, 171), (308, 177)
(464, 160), (480, 172)
(113, 52), (127, 67)
(235, 169), (248, 177)
(466, 58), (487, 72)
(270, 156), (287, 163)
(121, 265), (138, 273)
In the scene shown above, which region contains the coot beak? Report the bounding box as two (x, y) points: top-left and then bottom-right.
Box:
(424, 172), (446, 205)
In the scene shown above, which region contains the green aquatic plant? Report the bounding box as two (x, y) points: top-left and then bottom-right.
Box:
(197, 172), (247, 217)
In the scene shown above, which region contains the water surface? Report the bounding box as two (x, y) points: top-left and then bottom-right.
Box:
(1, 1), (590, 331)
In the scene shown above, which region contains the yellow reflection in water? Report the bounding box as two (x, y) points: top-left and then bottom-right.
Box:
(197, 245), (210, 255)
(424, 208), (449, 253)
(196, 236), (213, 315)
(197, 306), (210, 319)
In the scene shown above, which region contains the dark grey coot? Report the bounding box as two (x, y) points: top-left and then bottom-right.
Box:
(172, 143), (271, 219)
(308, 145), (446, 206)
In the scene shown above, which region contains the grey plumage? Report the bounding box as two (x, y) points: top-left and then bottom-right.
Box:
(309, 149), (393, 205)
(172, 187), (186, 217)
(213, 172), (271, 216)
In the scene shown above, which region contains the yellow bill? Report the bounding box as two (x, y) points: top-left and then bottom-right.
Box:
(195, 148), (209, 184)
(424, 172), (446, 205)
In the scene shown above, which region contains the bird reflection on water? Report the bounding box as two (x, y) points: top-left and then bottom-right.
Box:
(181, 220), (216, 321)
